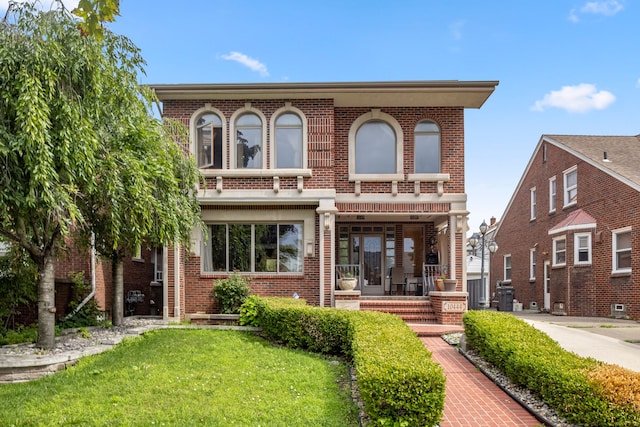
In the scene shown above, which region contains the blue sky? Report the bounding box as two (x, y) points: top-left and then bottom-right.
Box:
(3, 0), (639, 235)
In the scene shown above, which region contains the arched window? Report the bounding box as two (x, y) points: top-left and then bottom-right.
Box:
(235, 113), (262, 168)
(275, 113), (303, 168)
(196, 113), (223, 168)
(355, 120), (396, 174)
(414, 120), (440, 173)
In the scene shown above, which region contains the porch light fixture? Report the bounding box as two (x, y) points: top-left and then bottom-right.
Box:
(469, 220), (498, 307)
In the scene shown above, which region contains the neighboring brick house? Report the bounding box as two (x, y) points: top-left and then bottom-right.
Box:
(150, 80), (498, 321)
(491, 134), (640, 320)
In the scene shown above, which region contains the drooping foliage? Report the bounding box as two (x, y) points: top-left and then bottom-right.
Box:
(0, 1), (200, 346)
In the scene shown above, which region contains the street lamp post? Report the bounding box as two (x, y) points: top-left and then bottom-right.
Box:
(469, 220), (498, 307)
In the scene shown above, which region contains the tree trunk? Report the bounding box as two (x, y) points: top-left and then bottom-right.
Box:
(36, 250), (57, 349)
(112, 257), (124, 326)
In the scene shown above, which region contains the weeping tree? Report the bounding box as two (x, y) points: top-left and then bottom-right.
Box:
(0, 1), (200, 346)
(83, 118), (201, 326)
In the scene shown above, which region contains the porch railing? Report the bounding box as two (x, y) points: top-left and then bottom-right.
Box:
(422, 263), (448, 295)
(335, 264), (361, 290)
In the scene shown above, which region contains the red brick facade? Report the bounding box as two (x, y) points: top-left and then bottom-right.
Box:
(137, 81), (498, 321)
(492, 136), (640, 320)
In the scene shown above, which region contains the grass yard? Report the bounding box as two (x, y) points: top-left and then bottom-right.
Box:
(0, 329), (359, 426)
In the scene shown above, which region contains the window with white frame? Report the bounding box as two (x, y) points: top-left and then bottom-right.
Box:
(414, 120), (440, 173)
(503, 255), (512, 282)
(196, 113), (223, 169)
(563, 166), (577, 207)
(549, 176), (557, 213)
(274, 112), (303, 168)
(530, 187), (537, 220)
(202, 223), (303, 273)
(574, 232), (592, 265)
(612, 227), (632, 273)
(553, 236), (566, 266)
(529, 248), (536, 280)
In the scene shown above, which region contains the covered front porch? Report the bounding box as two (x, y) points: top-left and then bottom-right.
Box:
(329, 212), (469, 325)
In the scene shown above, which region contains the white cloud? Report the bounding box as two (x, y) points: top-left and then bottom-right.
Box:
(636, 78), (640, 88)
(221, 51), (269, 77)
(531, 83), (615, 113)
(569, 0), (624, 21)
(581, 0), (624, 16)
(449, 20), (465, 41)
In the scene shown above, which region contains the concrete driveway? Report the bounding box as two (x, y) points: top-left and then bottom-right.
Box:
(512, 310), (640, 372)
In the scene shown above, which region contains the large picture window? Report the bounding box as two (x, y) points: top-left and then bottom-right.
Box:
(414, 120), (440, 173)
(196, 113), (223, 168)
(202, 223), (302, 273)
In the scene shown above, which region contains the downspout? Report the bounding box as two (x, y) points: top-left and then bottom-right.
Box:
(65, 232), (96, 319)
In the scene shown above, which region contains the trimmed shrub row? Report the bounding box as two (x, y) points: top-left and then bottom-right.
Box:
(245, 297), (446, 427)
(463, 310), (640, 426)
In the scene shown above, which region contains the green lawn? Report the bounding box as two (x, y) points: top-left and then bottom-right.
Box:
(0, 329), (359, 426)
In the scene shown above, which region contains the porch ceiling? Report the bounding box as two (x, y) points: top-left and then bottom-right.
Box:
(336, 212), (449, 227)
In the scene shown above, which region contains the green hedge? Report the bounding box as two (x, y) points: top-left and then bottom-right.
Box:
(246, 297), (446, 426)
(463, 311), (640, 426)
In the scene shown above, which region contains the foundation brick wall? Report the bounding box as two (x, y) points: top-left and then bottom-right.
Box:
(492, 140), (640, 319)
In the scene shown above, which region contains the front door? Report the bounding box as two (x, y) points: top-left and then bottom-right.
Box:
(543, 261), (551, 311)
(352, 235), (384, 296)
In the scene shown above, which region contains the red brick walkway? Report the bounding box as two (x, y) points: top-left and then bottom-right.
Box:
(421, 337), (541, 426)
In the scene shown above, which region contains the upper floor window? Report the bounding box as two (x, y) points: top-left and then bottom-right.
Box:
(348, 110), (403, 181)
(414, 120), (440, 173)
(355, 120), (396, 174)
(275, 113), (303, 168)
(530, 187), (537, 220)
(549, 176), (557, 213)
(235, 113), (263, 169)
(553, 236), (566, 267)
(563, 166), (577, 207)
(612, 227), (631, 273)
(574, 232), (592, 265)
(196, 113), (223, 169)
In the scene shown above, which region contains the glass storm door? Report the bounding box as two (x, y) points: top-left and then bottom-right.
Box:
(353, 235), (384, 296)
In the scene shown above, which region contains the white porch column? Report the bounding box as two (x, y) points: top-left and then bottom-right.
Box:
(449, 214), (457, 280)
(317, 199), (338, 307)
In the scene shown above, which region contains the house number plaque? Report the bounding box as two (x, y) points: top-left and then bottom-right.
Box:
(442, 301), (467, 312)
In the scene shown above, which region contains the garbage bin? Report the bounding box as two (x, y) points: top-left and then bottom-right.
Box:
(497, 286), (515, 312)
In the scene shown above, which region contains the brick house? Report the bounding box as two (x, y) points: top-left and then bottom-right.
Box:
(145, 80), (498, 323)
(491, 134), (640, 320)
